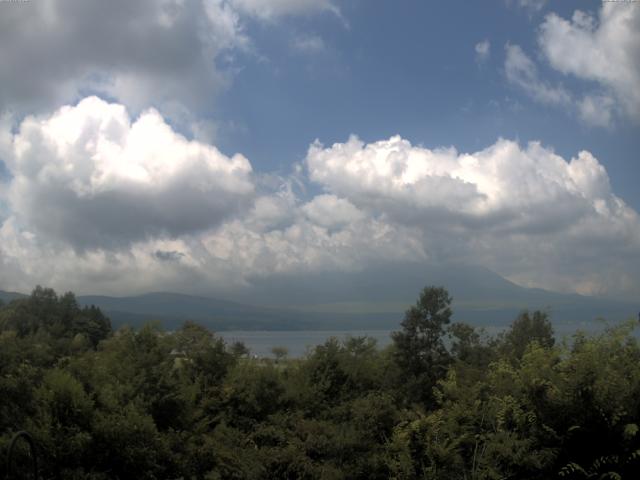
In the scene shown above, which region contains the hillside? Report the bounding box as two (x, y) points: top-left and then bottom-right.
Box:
(0, 290), (26, 304)
(2, 264), (634, 331)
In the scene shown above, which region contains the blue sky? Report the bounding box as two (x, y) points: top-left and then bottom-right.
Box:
(214, 0), (639, 206)
(0, 0), (638, 300)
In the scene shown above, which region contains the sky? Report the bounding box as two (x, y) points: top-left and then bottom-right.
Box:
(0, 0), (638, 300)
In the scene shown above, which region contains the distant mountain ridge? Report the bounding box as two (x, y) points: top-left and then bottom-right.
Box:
(76, 292), (318, 331)
(232, 263), (588, 307)
(0, 290), (26, 304)
(1, 264), (636, 331)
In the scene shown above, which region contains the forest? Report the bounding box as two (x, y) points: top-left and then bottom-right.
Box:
(1, 286), (639, 479)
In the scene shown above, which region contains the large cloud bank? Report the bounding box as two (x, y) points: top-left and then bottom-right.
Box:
(308, 136), (640, 295)
(5, 97), (254, 250)
(308, 135), (614, 234)
(1, 98), (639, 298)
(0, 0), (338, 121)
(0, 0), (244, 118)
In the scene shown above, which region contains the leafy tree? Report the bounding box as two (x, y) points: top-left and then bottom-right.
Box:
(392, 286), (453, 405)
(223, 363), (288, 431)
(553, 321), (640, 479)
(229, 340), (250, 358)
(30, 369), (95, 478)
(448, 322), (495, 366)
(386, 410), (466, 479)
(91, 403), (168, 479)
(300, 336), (387, 410)
(0, 287), (111, 350)
(500, 310), (555, 360)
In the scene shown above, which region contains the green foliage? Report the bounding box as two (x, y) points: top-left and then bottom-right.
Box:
(499, 309), (555, 360)
(0, 286), (111, 354)
(224, 363), (288, 429)
(1, 286), (639, 479)
(391, 286), (453, 405)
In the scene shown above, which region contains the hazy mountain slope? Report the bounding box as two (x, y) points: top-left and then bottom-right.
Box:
(234, 262), (573, 307)
(235, 262), (627, 315)
(2, 263), (636, 331)
(77, 292), (314, 330)
(0, 290), (27, 304)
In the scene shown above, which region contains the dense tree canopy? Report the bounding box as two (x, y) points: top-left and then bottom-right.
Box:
(1, 286), (639, 479)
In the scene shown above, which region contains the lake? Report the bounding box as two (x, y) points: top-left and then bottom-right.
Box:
(217, 320), (626, 358)
(218, 330), (394, 357)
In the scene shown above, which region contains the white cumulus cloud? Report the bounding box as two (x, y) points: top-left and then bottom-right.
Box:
(4, 97), (254, 250)
(504, 3), (639, 127)
(538, 3), (640, 122)
(1, 103), (639, 299)
(306, 135), (640, 297)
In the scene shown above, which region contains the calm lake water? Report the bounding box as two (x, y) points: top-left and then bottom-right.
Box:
(217, 321), (626, 358)
(218, 330), (394, 357)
